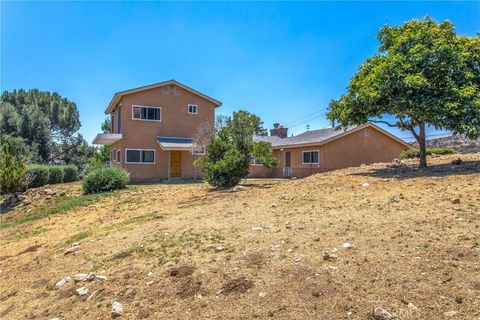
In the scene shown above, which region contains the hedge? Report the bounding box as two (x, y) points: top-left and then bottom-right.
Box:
(26, 165), (50, 188)
(400, 147), (455, 159)
(82, 167), (129, 194)
(26, 165), (79, 188)
(62, 165), (78, 183)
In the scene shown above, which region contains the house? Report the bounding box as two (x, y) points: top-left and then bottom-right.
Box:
(92, 80), (222, 181)
(249, 123), (409, 178)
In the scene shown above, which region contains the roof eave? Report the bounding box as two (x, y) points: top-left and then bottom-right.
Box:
(104, 80), (222, 114)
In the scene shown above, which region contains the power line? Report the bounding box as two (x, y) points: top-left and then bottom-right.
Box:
(284, 108), (328, 127)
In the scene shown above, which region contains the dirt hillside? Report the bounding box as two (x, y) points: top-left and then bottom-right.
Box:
(1, 154), (479, 319)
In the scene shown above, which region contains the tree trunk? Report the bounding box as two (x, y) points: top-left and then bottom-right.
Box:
(418, 121), (427, 169)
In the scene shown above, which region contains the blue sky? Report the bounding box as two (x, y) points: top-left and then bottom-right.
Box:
(1, 1), (479, 144)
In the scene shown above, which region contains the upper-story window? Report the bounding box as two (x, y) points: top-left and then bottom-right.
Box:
(174, 87), (181, 95)
(188, 104), (198, 114)
(132, 105), (162, 121)
(162, 86), (169, 95)
(117, 106), (122, 133)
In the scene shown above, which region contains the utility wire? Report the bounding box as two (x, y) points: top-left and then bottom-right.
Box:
(284, 108), (328, 127)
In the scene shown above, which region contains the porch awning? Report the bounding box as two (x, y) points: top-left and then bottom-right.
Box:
(92, 133), (122, 145)
(157, 136), (194, 151)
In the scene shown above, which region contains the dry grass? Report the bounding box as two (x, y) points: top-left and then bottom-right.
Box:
(0, 154), (479, 319)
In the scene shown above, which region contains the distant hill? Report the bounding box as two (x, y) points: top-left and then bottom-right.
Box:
(409, 135), (480, 153)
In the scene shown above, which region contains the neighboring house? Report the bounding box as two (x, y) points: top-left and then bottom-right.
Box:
(92, 80), (222, 181)
(250, 123), (409, 178)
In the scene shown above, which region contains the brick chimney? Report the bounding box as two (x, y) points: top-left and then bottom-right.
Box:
(270, 123), (288, 138)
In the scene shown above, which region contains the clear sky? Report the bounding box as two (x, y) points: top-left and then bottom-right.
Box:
(1, 1), (479, 144)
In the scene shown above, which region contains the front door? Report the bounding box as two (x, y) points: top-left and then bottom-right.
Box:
(170, 151), (182, 177)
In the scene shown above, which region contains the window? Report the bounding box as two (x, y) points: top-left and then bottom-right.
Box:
(192, 145), (205, 155)
(125, 149), (155, 164)
(162, 86), (169, 95)
(132, 105), (161, 121)
(117, 106), (122, 133)
(251, 156), (263, 165)
(188, 104), (198, 114)
(174, 86), (181, 95)
(302, 151), (319, 164)
(115, 150), (121, 163)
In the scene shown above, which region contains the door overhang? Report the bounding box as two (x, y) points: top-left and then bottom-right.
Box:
(157, 136), (194, 151)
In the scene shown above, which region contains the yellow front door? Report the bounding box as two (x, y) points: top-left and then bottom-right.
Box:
(170, 151), (182, 177)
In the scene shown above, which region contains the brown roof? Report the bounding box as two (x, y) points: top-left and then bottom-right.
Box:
(254, 123), (409, 149)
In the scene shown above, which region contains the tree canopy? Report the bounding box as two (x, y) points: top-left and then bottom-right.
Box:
(0, 89), (94, 169)
(195, 110), (277, 188)
(327, 17), (480, 167)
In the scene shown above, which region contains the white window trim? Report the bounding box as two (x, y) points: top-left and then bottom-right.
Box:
(192, 145), (206, 155)
(131, 105), (162, 122)
(174, 87), (181, 95)
(187, 104), (198, 115)
(162, 86), (169, 95)
(116, 150), (121, 163)
(251, 155), (263, 166)
(302, 150), (320, 165)
(125, 148), (156, 164)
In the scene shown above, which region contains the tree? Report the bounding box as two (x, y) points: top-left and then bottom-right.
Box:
(327, 17), (480, 168)
(101, 117), (112, 133)
(195, 110), (277, 188)
(88, 146), (110, 171)
(0, 140), (26, 194)
(0, 89), (90, 167)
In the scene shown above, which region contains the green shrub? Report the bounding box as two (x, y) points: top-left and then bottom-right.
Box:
(62, 165), (78, 183)
(26, 165), (50, 188)
(400, 147), (455, 159)
(82, 167), (129, 194)
(0, 141), (26, 194)
(48, 166), (64, 184)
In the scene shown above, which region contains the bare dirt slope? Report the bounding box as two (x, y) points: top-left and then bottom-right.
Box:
(1, 154), (479, 320)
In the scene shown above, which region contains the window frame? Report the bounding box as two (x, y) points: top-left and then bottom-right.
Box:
(187, 104), (198, 115)
(251, 155), (263, 166)
(125, 148), (156, 164)
(174, 87), (181, 95)
(162, 86), (169, 95)
(115, 150), (121, 163)
(131, 105), (162, 122)
(192, 144), (206, 155)
(302, 150), (320, 165)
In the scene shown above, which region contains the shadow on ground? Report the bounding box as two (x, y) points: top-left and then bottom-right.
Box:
(354, 160), (480, 180)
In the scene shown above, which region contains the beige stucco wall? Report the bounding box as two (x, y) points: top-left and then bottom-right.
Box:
(108, 84), (216, 181)
(248, 126), (407, 178)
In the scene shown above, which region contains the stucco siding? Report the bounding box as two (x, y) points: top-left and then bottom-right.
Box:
(248, 126), (407, 178)
(107, 84), (216, 181)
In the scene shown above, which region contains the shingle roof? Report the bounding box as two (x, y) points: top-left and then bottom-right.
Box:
(254, 126), (359, 148)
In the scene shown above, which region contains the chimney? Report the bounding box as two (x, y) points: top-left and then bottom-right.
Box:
(270, 123), (288, 138)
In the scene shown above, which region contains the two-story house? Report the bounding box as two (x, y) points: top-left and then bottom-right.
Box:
(92, 80), (222, 182)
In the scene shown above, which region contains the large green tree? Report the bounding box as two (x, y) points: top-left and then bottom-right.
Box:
(0, 89), (93, 169)
(195, 110), (277, 188)
(327, 18), (480, 168)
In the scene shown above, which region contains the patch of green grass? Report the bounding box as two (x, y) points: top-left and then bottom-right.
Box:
(104, 229), (228, 266)
(6, 226), (46, 241)
(65, 230), (92, 245)
(0, 194), (102, 229)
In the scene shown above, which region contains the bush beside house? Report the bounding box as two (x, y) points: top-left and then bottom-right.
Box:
(400, 147), (454, 159)
(82, 167), (129, 194)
